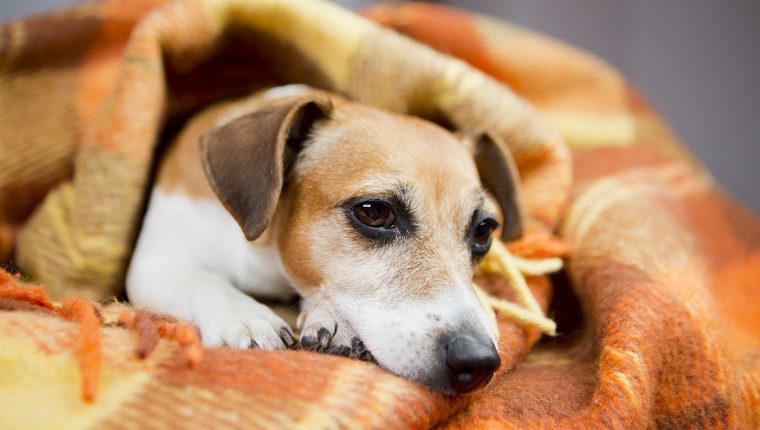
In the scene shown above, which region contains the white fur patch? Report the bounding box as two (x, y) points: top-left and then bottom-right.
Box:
(214, 84), (312, 129)
(134, 189), (290, 298)
(126, 189), (294, 348)
(261, 83), (309, 100)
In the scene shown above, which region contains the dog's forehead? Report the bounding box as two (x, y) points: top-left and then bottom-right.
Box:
(296, 106), (482, 201)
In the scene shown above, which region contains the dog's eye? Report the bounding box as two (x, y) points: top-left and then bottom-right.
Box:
(470, 217), (498, 259)
(473, 219), (496, 245)
(352, 202), (396, 228)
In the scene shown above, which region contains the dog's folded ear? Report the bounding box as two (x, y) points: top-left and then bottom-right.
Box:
(200, 95), (334, 241)
(473, 132), (524, 242)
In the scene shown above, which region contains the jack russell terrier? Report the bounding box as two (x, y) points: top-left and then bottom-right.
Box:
(126, 85), (523, 394)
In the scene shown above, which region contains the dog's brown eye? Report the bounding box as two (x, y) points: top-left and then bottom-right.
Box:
(470, 217), (498, 261)
(473, 220), (495, 244)
(352, 202), (396, 228)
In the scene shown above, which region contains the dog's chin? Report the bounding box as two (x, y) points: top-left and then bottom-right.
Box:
(367, 337), (501, 396)
(374, 359), (495, 396)
(335, 319), (501, 394)
(414, 371), (495, 396)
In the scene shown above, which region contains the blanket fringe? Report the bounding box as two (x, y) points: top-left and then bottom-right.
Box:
(60, 297), (103, 402)
(477, 239), (560, 336)
(0, 270), (202, 403)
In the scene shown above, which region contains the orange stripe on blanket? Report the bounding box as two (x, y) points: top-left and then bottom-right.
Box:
(77, 0), (170, 125)
(507, 223), (573, 260)
(362, 3), (513, 89)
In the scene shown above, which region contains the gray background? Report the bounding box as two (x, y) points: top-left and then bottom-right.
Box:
(3, 0), (758, 214)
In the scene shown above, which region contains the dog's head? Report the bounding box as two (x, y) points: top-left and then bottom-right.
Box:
(200, 92), (523, 394)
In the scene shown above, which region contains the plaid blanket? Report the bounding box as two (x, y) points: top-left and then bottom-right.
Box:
(1, 1), (759, 428)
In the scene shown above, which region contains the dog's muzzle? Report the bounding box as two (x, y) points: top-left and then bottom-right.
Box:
(441, 334), (501, 393)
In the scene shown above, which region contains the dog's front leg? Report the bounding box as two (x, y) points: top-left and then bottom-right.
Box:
(297, 288), (370, 359)
(128, 264), (296, 350)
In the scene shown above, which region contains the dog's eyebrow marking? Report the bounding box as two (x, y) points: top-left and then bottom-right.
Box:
(392, 182), (418, 229)
(473, 191), (487, 212)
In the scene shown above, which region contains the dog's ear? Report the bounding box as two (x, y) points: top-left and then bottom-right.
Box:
(472, 132), (524, 242)
(200, 96), (333, 241)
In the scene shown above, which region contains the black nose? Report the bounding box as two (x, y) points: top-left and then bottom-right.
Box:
(445, 335), (501, 393)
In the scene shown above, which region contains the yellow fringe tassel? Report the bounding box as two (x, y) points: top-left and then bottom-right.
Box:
(476, 239), (560, 336)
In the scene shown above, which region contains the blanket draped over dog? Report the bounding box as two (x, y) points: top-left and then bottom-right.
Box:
(1, 0), (758, 428)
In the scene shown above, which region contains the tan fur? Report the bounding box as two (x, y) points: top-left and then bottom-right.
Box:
(156, 92), (328, 245)
(156, 88), (508, 299)
(277, 103), (496, 298)
(156, 107), (219, 200)
(137, 86), (519, 393)
(157, 95), (286, 199)
(158, 89), (501, 278)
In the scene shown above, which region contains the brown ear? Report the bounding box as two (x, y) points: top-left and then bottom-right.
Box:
(473, 132), (524, 242)
(200, 96), (333, 241)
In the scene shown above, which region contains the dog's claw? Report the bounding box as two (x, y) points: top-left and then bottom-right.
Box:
(279, 327), (297, 349)
(300, 335), (318, 351)
(326, 345), (352, 357)
(194, 297), (294, 350)
(298, 296), (371, 361)
(317, 327), (332, 349)
(349, 337), (376, 363)
(319, 337), (375, 361)
(301, 326), (333, 352)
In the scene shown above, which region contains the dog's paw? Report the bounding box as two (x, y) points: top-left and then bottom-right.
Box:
(298, 305), (341, 352)
(297, 306), (375, 362)
(198, 303), (296, 350)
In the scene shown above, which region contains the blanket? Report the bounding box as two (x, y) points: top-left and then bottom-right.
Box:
(1, 0), (759, 428)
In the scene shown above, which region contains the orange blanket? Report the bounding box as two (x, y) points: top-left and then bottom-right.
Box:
(1, 1), (759, 428)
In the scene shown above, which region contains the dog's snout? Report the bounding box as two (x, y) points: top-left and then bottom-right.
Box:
(444, 335), (501, 393)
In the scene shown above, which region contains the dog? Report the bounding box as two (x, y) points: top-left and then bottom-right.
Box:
(126, 85), (524, 394)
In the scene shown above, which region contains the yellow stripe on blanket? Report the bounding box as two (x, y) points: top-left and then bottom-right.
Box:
(0, 323), (154, 430)
(541, 110), (637, 150)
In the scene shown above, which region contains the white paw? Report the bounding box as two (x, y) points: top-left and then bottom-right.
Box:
(197, 301), (295, 350)
(297, 305), (372, 360)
